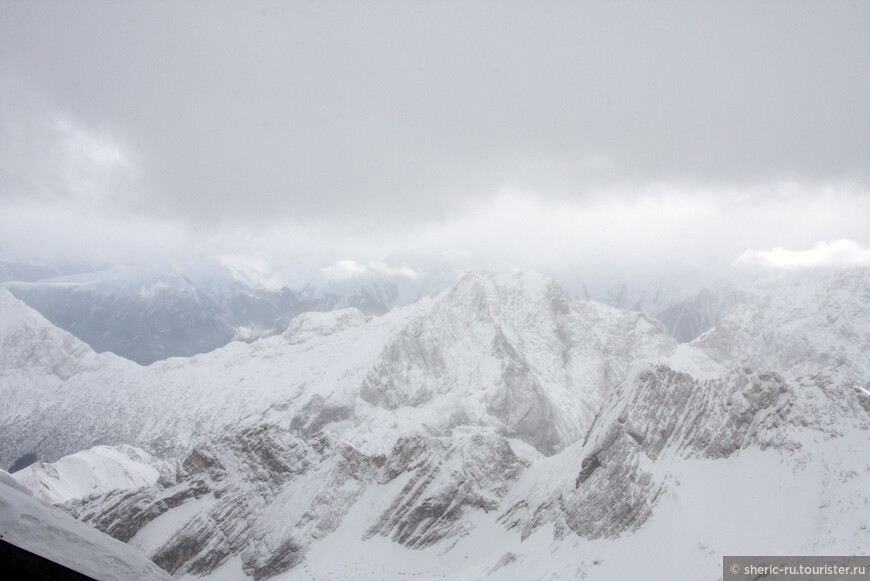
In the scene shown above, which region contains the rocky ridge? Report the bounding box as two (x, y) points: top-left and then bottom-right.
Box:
(4, 268), (870, 579)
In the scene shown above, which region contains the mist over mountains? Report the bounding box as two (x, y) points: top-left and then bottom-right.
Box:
(2, 1), (869, 579)
(1, 256), (750, 365)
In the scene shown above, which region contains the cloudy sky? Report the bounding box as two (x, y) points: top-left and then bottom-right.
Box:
(1, 0), (868, 277)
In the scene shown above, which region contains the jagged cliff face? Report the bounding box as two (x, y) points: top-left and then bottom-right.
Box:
(359, 272), (674, 454)
(0, 271), (676, 467)
(62, 426), (367, 579)
(696, 269), (870, 386)
(502, 366), (800, 542)
(5, 269), (870, 580)
(59, 427), (527, 580)
(364, 431), (526, 549)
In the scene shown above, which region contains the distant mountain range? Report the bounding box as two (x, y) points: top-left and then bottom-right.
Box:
(2, 267), (868, 579)
(1, 257), (454, 364)
(1, 257), (748, 364)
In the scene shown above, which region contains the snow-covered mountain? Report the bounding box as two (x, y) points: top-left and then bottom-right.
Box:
(3, 268), (869, 580)
(2, 256), (756, 367)
(0, 468), (173, 580)
(558, 263), (729, 314)
(0, 286), (103, 378)
(506, 267), (870, 546)
(0, 271), (676, 466)
(558, 264), (754, 342)
(2, 259), (291, 364)
(697, 268), (870, 385)
(357, 271), (674, 454)
(295, 260), (459, 316)
(655, 283), (751, 342)
(2, 257), (458, 365)
(13, 444), (180, 505)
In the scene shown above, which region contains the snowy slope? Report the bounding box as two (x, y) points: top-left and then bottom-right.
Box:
(2, 257), (457, 364)
(655, 283), (751, 342)
(1, 271), (678, 468)
(0, 287), (108, 377)
(13, 445), (180, 505)
(500, 365), (802, 542)
(358, 271), (676, 454)
(0, 469), (173, 580)
(5, 268), (870, 580)
(696, 268), (870, 385)
(269, 427), (870, 581)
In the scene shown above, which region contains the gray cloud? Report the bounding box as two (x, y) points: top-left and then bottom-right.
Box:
(0, 1), (868, 270)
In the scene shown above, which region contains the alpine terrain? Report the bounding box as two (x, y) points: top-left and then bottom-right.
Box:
(1, 268), (869, 580)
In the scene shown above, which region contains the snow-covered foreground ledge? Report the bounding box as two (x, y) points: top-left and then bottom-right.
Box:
(0, 469), (173, 581)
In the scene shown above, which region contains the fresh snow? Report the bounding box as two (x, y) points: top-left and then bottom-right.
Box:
(3, 267), (870, 581)
(259, 428), (870, 581)
(129, 494), (218, 556)
(0, 469), (173, 580)
(0, 271), (681, 465)
(13, 444), (177, 505)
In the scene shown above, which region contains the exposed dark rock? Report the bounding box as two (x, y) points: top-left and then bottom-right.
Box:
(7, 451), (37, 473)
(243, 537), (306, 581)
(289, 394), (353, 438)
(65, 478), (210, 543)
(366, 432), (527, 549)
(63, 424), (378, 579)
(574, 454), (601, 486)
(512, 364), (798, 541)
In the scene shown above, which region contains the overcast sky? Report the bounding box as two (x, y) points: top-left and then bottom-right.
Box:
(1, 1), (868, 276)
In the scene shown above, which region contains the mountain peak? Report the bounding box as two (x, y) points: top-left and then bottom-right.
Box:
(450, 269), (557, 296)
(441, 270), (566, 321)
(0, 289), (99, 376)
(696, 266), (870, 383)
(359, 270), (675, 455)
(282, 308), (369, 344)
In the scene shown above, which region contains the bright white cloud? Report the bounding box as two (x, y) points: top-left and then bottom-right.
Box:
(401, 182), (870, 279)
(2, 170), (868, 284)
(2, 70), (869, 281)
(319, 261), (420, 282)
(734, 240), (870, 271)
